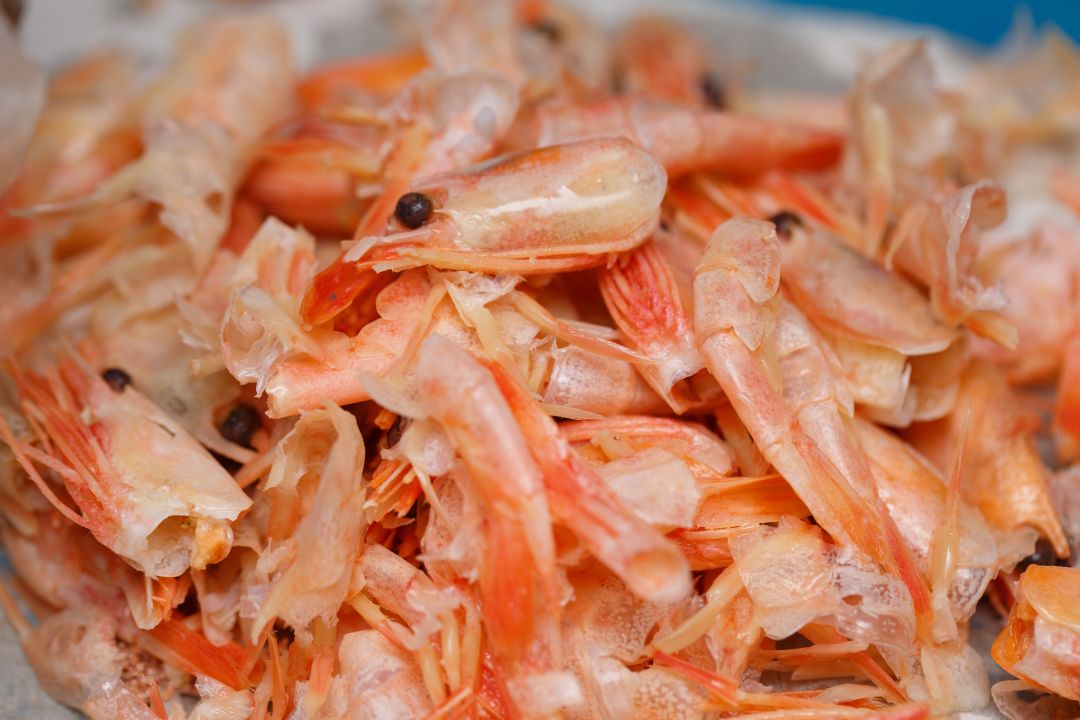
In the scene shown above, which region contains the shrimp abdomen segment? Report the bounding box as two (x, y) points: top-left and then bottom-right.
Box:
(781, 225), (957, 355)
(528, 98), (843, 179)
(635, 101), (843, 177)
(416, 335), (560, 676)
(487, 359), (693, 605)
(693, 218), (781, 350)
(599, 242), (704, 402)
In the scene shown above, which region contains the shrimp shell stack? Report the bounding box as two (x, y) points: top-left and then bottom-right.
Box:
(3, 3), (1080, 720)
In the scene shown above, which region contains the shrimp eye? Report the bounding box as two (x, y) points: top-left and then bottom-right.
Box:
(385, 416), (406, 447)
(394, 192), (434, 230)
(529, 19), (562, 44)
(219, 404), (262, 449)
(768, 210), (803, 240)
(1017, 539), (1068, 572)
(1, 0), (24, 28)
(101, 367), (132, 392)
(701, 73), (726, 109)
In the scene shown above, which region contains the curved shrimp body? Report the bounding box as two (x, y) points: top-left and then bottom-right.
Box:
(21, 16), (294, 275)
(487, 361), (693, 605)
(599, 241), (706, 412)
(244, 125), (383, 236)
(415, 335), (562, 696)
(314, 630), (435, 719)
(693, 219), (931, 619)
(692, 222), (826, 517)
(138, 16), (293, 146)
(780, 224), (957, 356)
(1, 52), (139, 241)
(906, 359), (1069, 558)
(777, 221), (962, 424)
(0, 359), (251, 577)
(772, 298), (933, 615)
(992, 565), (1080, 701)
(266, 270), (472, 418)
(614, 16), (716, 107)
(672, 475), (810, 570)
(518, 96), (843, 178)
(352, 138), (665, 274)
(296, 48), (428, 112)
(541, 344), (667, 418)
(560, 415), (736, 481)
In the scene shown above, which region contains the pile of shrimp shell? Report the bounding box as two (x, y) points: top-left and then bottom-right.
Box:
(3, 3), (1080, 720)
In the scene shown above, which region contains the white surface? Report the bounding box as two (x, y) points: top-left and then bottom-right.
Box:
(18, 0), (980, 82)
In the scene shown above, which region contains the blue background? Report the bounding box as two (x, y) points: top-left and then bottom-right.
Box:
(776, 0), (1079, 45)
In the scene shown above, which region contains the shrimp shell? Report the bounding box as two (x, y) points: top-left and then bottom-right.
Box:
(358, 138), (666, 273)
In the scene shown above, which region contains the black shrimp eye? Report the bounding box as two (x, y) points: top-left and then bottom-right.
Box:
(210, 450), (242, 475)
(1016, 539), (1069, 573)
(394, 192), (434, 230)
(385, 416), (405, 448)
(219, 404), (262, 449)
(700, 73), (726, 109)
(101, 368), (132, 393)
(1, 0), (24, 28)
(529, 19), (562, 44)
(612, 68), (626, 95)
(768, 210), (804, 241)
